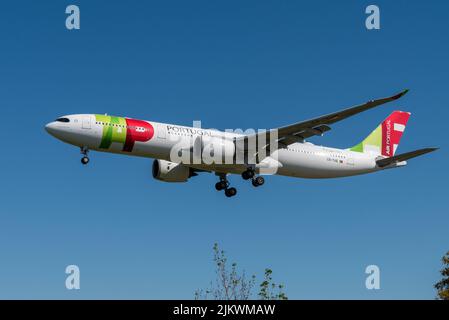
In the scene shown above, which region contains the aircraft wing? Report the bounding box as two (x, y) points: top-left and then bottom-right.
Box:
(376, 147), (438, 168)
(236, 89), (409, 149)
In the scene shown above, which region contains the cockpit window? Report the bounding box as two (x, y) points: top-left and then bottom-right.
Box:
(56, 118), (70, 123)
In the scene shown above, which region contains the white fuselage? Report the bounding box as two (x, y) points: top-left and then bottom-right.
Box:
(45, 114), (381, 179)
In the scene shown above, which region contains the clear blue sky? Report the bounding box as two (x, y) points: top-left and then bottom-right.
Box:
(0, 0), (447, 299)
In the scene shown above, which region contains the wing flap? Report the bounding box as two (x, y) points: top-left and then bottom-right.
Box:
(279, 125), (332, 145)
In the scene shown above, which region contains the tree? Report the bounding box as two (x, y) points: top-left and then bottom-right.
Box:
(195, 243), (287, 300)
(194, 243), (255, 300)
(258, 268), (288, 300)
(435, 251), (449, 300)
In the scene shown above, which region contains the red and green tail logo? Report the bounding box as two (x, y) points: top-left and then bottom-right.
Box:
(350, 111), (410, 157)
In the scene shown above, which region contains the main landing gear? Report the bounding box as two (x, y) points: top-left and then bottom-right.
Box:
(214, 169), (264, 198)
(241, 168), (265, 187)
(80, 147), (89, 165)
(215, 174), (237, 198)
(251, 176), (265, 187)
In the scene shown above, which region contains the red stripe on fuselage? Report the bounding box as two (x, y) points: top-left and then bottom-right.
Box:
(123, 119), (154, 152)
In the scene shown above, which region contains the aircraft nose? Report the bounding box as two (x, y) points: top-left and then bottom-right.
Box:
(45, 122), (57, 136)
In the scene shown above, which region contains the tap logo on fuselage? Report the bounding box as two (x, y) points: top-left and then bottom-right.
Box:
(95, 115), (154, 152)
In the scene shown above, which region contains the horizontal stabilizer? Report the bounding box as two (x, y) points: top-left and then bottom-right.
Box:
(376, 148), (438, 168)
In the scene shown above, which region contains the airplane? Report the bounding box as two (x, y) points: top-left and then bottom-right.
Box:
(45, 89), (437, 197)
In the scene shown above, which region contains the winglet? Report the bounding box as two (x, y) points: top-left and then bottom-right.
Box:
(391, 89), (409, 100)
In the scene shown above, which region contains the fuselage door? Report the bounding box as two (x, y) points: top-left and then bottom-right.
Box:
(157, 124), (166, 139)
(82, 116), (91, 129)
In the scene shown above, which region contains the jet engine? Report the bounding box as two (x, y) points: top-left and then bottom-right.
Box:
(152, 159), (194, 182)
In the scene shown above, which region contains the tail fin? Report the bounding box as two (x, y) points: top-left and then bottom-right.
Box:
(350, 111), (411, 157)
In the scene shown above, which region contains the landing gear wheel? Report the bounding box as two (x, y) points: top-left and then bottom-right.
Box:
(215, 181), (228, 191)
(225, 187), (237, 197)
(215, 173), (230, 192)
(80, 147), (89, 165)
(252, 176), (265, 187)
(241, 169), (255, 180)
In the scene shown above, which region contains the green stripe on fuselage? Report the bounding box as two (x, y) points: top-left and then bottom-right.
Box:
(95, 115), (127, 149)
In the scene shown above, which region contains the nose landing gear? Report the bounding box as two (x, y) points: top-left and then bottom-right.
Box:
(80, 147), (89, 165)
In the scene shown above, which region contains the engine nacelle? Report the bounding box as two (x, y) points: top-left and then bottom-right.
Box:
(152, 159), (191, 182)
